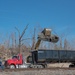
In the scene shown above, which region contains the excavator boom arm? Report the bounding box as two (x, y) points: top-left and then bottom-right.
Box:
(35, 39), (41, 50)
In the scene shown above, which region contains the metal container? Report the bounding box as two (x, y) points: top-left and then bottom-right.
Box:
(31, 49), (75, 64)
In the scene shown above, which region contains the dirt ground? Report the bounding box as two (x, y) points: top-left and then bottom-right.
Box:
(0, 69), (75, 75)
(0, 63), (74, 75)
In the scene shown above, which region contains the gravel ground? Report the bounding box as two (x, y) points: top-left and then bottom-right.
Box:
(0, 69), (75, 75)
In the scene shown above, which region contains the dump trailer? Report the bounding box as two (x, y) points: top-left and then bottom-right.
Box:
(27, 49), (75, 68)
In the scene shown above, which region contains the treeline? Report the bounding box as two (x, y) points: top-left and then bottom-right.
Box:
(0, 26), (75, 60)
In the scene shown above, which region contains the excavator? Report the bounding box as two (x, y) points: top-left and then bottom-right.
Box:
(35, 28), (59, 50)
(26, 28), (59, 68)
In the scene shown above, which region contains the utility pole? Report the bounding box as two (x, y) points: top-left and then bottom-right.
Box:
(15, 24), (29, 54)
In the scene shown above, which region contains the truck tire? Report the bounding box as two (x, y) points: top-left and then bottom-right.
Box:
(10, 65), (15, 69)
(30, 65), (44, 68)
(69, 64), (75, 68)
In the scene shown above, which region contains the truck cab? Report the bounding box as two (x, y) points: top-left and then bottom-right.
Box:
(4, 54), (23, 69)
(5, 54), (30, 69)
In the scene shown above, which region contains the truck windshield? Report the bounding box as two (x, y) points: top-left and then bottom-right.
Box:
(12, 56), (18, 59)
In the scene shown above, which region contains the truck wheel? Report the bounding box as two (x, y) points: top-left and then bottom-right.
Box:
(10, 65), (15, 69)
(37, 65), (44, 68)
(69, 64), (74, 68)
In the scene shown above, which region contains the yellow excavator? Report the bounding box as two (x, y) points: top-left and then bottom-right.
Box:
(35, 28), (59, 50)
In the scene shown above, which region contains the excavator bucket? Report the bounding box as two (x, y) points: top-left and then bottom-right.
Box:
(34, 28), (59, 50)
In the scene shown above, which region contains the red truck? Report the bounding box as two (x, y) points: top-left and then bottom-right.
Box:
(4, 54), (30, 69)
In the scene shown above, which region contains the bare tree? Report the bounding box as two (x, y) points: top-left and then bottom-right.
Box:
(15, 24), (29, 54)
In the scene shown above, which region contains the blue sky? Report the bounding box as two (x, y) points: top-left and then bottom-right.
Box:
(0, 0), (75, 41)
